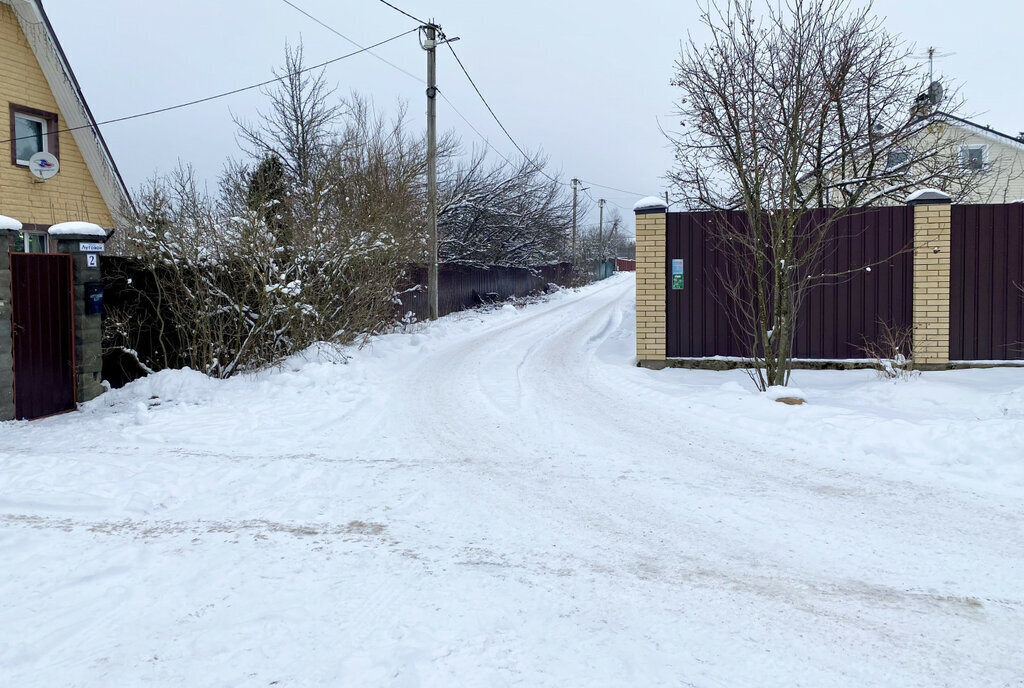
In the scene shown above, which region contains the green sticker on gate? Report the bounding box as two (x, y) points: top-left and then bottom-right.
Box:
(671, 259), (684, 290)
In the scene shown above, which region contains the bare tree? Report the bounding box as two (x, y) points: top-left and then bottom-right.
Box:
(234, 41), (342, 230)
(438, 150), (573, 267)
(668, 0), (976, 389)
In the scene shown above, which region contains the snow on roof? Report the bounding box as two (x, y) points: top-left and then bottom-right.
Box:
(48, 221), (108, 237)
(929, 112), (1024, 153)
(904, 188), (951, 204)
(0, 214), (23, 231)
(633, 196), (668, 211)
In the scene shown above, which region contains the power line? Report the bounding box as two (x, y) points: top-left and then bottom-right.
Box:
(286, 2), (639, 210)
(443, 40), (568, 188)
(577, 178), (646, 198)
(375, 0), (428, 26)
(0, 28), (419, 146)
(442, 41), (652, 207)
(278, 1), (519, 170)
(280, 0), (421, 83)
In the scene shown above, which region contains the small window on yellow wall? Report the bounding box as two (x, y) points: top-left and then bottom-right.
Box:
(9, 104), (59, 167)
(11, 230), (49, 253)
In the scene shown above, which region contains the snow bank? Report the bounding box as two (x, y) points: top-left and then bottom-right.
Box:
(48, 221), (107, 237)
(1, 273), (1021, 687)
(0, 214), (22, 231)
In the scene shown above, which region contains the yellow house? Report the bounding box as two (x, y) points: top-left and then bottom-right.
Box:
(919, 113), (1024, 204)
(1, 0), (128, 251)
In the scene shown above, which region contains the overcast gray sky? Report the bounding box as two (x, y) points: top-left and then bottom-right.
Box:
(43, 0), (1024, 231)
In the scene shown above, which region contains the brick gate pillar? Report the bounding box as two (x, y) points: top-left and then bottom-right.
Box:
(907, 189), (952, 370)
(634, 198), (668, 366)
(49, 223), (111, 404)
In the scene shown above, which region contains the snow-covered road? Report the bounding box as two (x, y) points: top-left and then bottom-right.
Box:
(2, 273), (1022, 687)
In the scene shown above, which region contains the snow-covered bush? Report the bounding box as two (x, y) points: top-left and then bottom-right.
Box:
(106, 43), (578, 378)
(438, 152), (574, 267)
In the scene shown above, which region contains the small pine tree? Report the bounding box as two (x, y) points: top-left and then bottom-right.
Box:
(246, 154), (291, 245)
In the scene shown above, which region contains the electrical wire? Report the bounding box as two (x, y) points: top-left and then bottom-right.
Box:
(375, 0), (429, 26)
(281, 0), (422, 83)
(581, 186), (630, 212)
(577, 178), (647, 198)
(289, 1), (646, 207)
(279, 1), (520, 169)
(0, 28), (419, 146)
(443, 43), (656, 205)
(443, 40), (568, 188)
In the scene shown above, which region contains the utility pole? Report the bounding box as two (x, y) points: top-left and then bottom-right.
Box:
(664, 191), (669, 208)
(571, 177), (578, 265)
(598, 198), (605, 255)
(424, 22), (439, 320)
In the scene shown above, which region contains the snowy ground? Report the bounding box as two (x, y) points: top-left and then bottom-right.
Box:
(2, 273), (1022, 687)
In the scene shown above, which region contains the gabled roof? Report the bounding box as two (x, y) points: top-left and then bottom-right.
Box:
(3, 0), (131, 220)
(925, 111), (1024, 153)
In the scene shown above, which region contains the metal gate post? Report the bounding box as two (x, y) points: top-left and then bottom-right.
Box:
(50, 229), (110, 404)
(0, 228), (16, 420)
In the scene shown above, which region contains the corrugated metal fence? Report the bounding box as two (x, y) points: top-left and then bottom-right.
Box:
(666, 207), (914, 359)
(397, 263), (572, 321)
(950, 204), (1024, 360)
(10, 253), (76, 419)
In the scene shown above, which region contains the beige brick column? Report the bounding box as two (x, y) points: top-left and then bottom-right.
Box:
(908, 190), (952, 369)
(634, 201), (668, 364)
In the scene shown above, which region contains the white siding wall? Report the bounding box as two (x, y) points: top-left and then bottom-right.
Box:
(957, 133), (1024, 203)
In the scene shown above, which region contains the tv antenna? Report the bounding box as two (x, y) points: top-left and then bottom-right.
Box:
(912, 46), (955, 85)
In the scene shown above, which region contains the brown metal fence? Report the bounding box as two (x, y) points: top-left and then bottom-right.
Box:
(10, 253), (76, 419)
(666, 207), (913, 359)
(397, 263), (572, 321)
(950, 204), (1024, 360)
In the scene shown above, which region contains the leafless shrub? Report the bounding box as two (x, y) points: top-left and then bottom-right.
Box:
(858, 319), (918, 380)
(438, 149), (574, 267)
(113, 42), (575, 377)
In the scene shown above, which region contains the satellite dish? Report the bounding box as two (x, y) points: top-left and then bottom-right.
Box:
(928, 80), (944, 107)
(27, 151), (59, 180)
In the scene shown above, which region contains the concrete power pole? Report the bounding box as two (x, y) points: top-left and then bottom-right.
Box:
(571, 177), (578, 265)
(598, 198), (605, 254)
(425, 22), (439, 320)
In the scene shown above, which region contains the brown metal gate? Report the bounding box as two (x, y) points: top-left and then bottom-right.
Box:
(666, 207), (913, 359)
(10, 253), (76, 419)
(949, 204), (1024, 360)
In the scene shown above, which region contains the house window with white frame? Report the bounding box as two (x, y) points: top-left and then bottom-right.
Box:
(10, 229), (49, 253)
(959, 144), (989, 172)
(9, 104), (59, 167)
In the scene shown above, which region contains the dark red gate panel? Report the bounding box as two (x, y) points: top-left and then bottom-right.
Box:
(666, 207), (913, 359)
(950, 204), (1024, 360)
(10, 253), (76, 420)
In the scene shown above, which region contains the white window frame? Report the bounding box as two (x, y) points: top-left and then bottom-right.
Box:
(959, 144), (990, 172)
(13, 230), (49, 253)
(13, 112), (49, 166)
